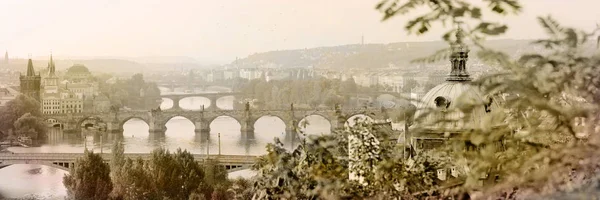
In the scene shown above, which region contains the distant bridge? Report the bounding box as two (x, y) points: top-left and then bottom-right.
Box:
(155, 81), (233, 92)
(160, 92), (244, 111)
(0, 152), (257, 172)
(43, 105), (387, 140)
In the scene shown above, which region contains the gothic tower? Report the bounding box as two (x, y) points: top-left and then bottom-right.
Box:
(44, 54), (59, 93)
(20, 59), (42, 102)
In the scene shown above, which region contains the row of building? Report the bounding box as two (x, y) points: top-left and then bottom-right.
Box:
(19, 55), (110, 115)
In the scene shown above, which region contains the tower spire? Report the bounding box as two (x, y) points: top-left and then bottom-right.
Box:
(47, 53), (56, 76)
(446, 26), (471, 82)
(26, 58), (35, 76)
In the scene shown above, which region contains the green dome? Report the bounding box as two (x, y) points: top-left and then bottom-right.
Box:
(415, 81), (499, 132)
(66, 64), (90, 74)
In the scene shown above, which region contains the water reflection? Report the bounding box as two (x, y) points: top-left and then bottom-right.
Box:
(0, 164), (67, 199)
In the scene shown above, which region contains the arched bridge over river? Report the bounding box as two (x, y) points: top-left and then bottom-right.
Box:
(0, 152), (256, 172)
(160, 92), (242, 111)
(43, 104), (388, 140)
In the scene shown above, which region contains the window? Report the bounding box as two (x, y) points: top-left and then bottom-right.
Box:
(434, 96), (451, 108)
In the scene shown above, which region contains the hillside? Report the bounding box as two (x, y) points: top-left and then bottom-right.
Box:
(227, 40), (538, 69)
(5, 59), (146, 75)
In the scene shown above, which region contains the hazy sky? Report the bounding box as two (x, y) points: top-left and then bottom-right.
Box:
(0, 0), (598, 64)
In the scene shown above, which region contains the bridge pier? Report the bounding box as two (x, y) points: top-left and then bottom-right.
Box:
(194, 120), (211, 141)
(241, 126), (254, 140)
(106, 121), (121, 133)
(207, 96), (218, 111)
(148, 118), (165, 133)
(285, 126), (298, 144)
(171, 97), (181, 110)
(149, 131), (166, 140)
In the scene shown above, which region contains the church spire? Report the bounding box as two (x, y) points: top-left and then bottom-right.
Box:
(446, 27), (471, 82)
(26, 58), (35, 76)
(47, 54), (56, 76)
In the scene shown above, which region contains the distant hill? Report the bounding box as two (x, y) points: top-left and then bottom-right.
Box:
(5, 59), (146, 74)
(227, 40), (539, 69)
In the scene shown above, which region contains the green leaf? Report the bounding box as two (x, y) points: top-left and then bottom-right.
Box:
(452, 7), (468, 17)
(418, 25), (429, 34)
(491, 5), (504, 14)
(470, 7), (482, 19)
(476, 22), (508, 35)
(537, 16), (564, 38)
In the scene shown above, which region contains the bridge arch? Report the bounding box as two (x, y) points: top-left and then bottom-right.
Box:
(161, 115), (196, 131)
(346, 111), (380, 122)
(77, 116), (107, 130)
(160, 97), (174, 110)
(346, 114), (375, 127)
(120, 116), (150, 131)
(179, 96), (212, 110)
(207, 115), (242, 128)
(298, 114), (332, 135)
(215, 95), (235, 110)
(252, 114), (288, 128)
(252, 115), (288, 138)
(45, 118), (64, 128)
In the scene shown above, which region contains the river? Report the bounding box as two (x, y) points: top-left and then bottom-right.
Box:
(0, 88), (345, 199)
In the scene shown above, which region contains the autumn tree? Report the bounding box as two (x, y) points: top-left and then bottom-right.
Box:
(63, 150), (113, 200)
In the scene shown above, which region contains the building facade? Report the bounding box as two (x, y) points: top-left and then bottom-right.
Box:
(40, 58), (97, 114)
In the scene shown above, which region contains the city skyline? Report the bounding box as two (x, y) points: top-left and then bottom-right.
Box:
(1, 0), (598, 65)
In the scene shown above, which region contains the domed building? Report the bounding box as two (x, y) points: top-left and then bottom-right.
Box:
(411, 29), (502, 152)
(65, 64), (92, 84)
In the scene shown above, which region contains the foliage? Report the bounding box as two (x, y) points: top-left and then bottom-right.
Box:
(0, 95), (46, 143)
(239, 78), (370, 109)
(228, 178), (253, 200)
(63, 150), (113, 200)
(190, 158), (230, 200)
(99, 73), (161, 110)
(249, 1), (600, 199)
(13, 113), (47, 142)
(109, 140), (127, 199)
(377, 0), (600, 198)
(102, 147), (237, 200)
(252, 120), (449, 199)
(0, 95), (42, 135)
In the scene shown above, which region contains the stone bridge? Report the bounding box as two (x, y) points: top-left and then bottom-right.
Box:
(43, 105), (387, 140)
(0, 152), (256, 172)
(160, 92), (243, 110)
(156, 81), (232, 92)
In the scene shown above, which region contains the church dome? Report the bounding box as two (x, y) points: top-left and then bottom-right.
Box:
(414, 28), (500, 133)
(67, 64), (90, 74)
(415, 82), (498, 132)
